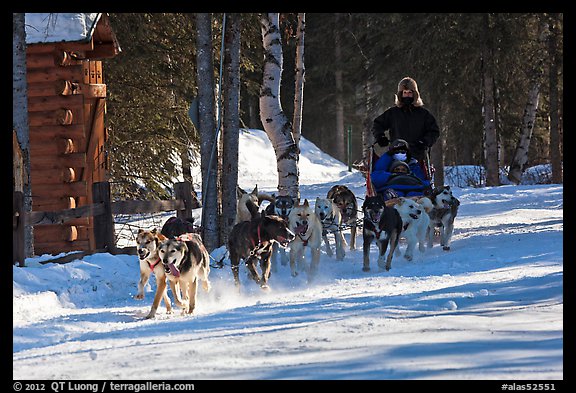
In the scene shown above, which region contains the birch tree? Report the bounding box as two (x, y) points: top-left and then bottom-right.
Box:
(260, 13), (300, 201)
(195, 13), (219, 251)
(13, 13), (33, 259)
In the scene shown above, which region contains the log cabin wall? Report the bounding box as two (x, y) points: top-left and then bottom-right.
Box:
(26, 46), (110, 255)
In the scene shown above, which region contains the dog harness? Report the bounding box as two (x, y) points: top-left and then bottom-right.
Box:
(249, 224), (269, 257)
(148, 258), (161, 272)
(321, 213), (338, 236)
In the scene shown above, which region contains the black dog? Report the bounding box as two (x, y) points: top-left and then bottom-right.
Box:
(362, 194), (403, 272)
(161, 216), (198, 239)
(228, 214), (295, 289)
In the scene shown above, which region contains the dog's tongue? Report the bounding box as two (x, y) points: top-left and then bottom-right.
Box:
(295, 224), (308, 235)
(168, 263), (180, 277)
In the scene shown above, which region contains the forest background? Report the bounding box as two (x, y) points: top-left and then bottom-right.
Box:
(103, 13), (563, 201)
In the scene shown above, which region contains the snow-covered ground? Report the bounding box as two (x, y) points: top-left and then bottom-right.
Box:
(13, 129), (563, 380)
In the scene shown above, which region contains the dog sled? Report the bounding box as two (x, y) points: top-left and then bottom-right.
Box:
(356, 143), (434, 204)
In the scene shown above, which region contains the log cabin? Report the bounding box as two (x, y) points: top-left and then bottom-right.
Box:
(25, 13), (121, 255)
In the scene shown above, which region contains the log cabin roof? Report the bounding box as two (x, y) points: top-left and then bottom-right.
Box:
(25, 13), (121, 59)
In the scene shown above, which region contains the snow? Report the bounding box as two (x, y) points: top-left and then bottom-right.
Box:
(25, 13), (100, 44)
(13, 129), (563, 380)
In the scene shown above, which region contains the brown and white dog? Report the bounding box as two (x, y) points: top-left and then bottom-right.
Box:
(135, 228), (173, 319)
(288, 199), (323, 281)
(419, 185), (460, 251)
(327, 185), (359, 250)
(228, 214), (295, 289)
(157, 233), (212, 316)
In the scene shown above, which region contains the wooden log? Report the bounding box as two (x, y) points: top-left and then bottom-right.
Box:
(30, 153), (86, 169)
(27, 50), (82, 68)
(27, 202), (104, 226)
(33, 196), (76, 212)
(111, 199), (185, 215)
(31, 168), (77, 185)
(28, 109), (74, 126)
(28, 94), (84, 112)
(33, 240), (91, 256)
(27, 65), (83, 84)
(30, 138), (76, 156)
(29, 124), (86, 144)
(32, 181), (88, 199)
(33, 224), (88, 243)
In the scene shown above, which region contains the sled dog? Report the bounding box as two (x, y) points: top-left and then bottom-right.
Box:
(327, 185), (358, 250)
(420, 185), (460, 250)
(135, 228), (173, 319)
(236, 185), (275, 224)
(288, 199), (323, 281)
(161, 216), (198, 239)
(314, 197), (345, 260)
(394, 197), (430, 261)
(228, 214), (295, 289)
(361, 194), (403, 272)
(158, 233), (211, 316)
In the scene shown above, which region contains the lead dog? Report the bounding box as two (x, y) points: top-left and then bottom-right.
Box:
(314, 197), (345, 260)
(135, 228), (173, 319)
(362, 194), (403, 272)
(158, 233), (211, 316)
(420, 185), (460, 250)
(327, 185), (358, 250)
(393, 197), (430, 261)
(288, 199), (323, 281)
(228, 214), (295, 289)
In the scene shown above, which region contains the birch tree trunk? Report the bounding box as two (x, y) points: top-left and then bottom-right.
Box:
(260, 13), (300, 201)
(220, 13), (241, 245)
(196, 13), (219, 251)
(334, 13), (346, 162)
(292, 13), (305, 147)
(548, 13), (563, 184)
(481, 14), (500, 187)
(13, 12), (34, 259)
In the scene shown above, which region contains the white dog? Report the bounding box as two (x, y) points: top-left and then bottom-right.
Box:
(393, 197), (430, 261)
(315, 197), (346, 261)
(288, 199), (323, 282)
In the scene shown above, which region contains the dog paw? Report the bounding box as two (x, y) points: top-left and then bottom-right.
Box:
(291, 271), (299, 277)
(404, 255), (413, 261)
(134, 294), (144, 300)
(144, 312), (156, 319)
(362, 266), (370, 272)
(443, 246), (451, 251)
